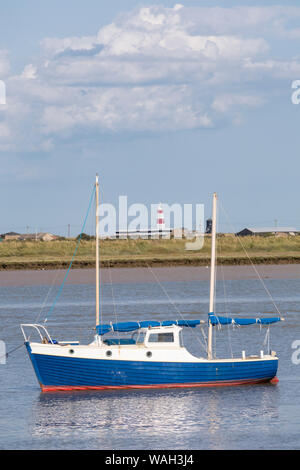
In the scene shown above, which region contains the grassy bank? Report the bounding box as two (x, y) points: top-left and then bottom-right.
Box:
(1, 235), (300, 270)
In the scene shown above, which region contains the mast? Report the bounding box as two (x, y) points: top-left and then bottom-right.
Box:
(95, 174), (100, 327)
(207, 192), (217, 360)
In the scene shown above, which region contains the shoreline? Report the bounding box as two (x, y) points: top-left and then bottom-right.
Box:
(2, 237), (300, 272)
(1, 264), (300, 286)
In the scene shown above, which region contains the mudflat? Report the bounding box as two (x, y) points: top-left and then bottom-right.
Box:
(1, 264), (300, 286)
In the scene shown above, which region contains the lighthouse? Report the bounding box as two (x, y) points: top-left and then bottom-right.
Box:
(157, 203), (165, 231)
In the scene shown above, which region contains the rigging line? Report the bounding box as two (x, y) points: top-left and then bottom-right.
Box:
(0, 325), (23, 332)
(44, 185), (96, 323)
(96, 183), (184, 319)
(96, 184), (207, 352)
(34, 272), (60, 324)
(0, 343), (24, 361)
(13, 235), (73, 334)
(262, 325), (270, 351)
(218, 234), (234, 359)
(200, 327), (207, 349)
(134, 251), (207, 353)
(219, 200), (282, 317)
(34, 224), (81, 325)
(108, 260), (118, 326)
(97, 183), (106, 328)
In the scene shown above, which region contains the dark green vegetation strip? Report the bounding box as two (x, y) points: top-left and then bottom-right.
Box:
(1, 236), (300, 270)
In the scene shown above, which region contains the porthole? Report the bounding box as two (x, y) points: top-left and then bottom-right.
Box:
(69, 349), (74, 354)
(106, 350), (112, 357)
(146, 351), (152, 358)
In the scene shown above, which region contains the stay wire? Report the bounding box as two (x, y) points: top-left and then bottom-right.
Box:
(218, 234), (234, 359)
(44, 184), (96, 323)
(108, 260), (118, 326)
(123, 240), (207, 353)
(34, 271), (61, 324)
(97, 185), (207, 353)
(219, 200), (282, 317)
(0, 343), (24, 361)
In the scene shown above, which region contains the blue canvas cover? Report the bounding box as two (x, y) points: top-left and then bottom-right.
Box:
(96, 319), (205, 336)
(208, 313), (281, 326)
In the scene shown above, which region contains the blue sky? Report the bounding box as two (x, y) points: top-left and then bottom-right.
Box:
(1, 1), (300, 236)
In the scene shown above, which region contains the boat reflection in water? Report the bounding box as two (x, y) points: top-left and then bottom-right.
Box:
(30, 385), (279, 449)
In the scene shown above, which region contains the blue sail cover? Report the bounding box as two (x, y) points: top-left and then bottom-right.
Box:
(208, 313), (282, 326)
(96, 319), (205, 336)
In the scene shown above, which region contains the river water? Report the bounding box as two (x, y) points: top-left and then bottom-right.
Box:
(0, 266), (300, 450)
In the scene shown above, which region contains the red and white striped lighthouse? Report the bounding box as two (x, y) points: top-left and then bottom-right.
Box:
(156, 203), (165, 230)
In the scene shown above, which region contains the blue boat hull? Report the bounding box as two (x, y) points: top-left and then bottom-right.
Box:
(25, 343), (278, 391)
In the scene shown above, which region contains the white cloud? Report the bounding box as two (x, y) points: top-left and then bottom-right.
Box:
(2, 4), (300, 153)
(40, 85), (212, 135)
(41, 35), (97, 56)
(21, 64), (37, 79)
(0, 50), (10, 76)
(244, 59), (300, 79)
(0, 122), (10, 138)
(212, 94), (264, 113)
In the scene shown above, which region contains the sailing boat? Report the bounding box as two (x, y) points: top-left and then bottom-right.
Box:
(21, 176), (282, 391)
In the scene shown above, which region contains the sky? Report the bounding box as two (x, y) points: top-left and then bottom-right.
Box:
(1, 1), (300, 236)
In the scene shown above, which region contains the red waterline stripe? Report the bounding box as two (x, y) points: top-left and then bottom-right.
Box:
(41, 377), (278, 392)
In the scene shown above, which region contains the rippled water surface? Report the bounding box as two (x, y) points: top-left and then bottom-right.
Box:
(0, 269), (300, 449)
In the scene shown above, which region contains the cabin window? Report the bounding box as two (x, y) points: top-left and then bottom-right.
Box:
(148, 333), (174, 343)
(132, 331), (146, 344)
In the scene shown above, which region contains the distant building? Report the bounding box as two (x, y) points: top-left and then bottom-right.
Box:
(19, 232), (58, 241)
(0, 231), (59, 241)
(112, 228), (173, 240)
(236, 227), (299, 237)
(1, 232), (20, 240)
